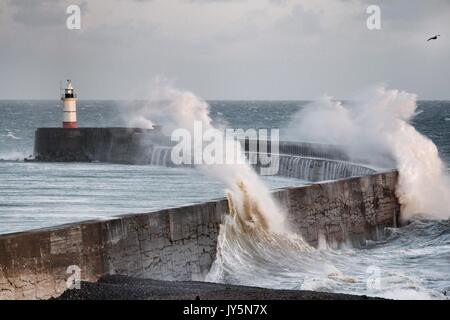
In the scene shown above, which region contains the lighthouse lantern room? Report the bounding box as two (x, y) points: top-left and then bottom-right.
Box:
(61, 80), (77, 128)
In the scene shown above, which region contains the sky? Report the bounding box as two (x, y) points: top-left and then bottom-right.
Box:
(0, 0), (449, 100)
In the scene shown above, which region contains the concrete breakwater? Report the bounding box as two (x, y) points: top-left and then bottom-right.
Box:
(0, 170), (399, 300)
(34, 127), (169, 163)
(34, 128), (376, 181)
(33, 128), (353, 164)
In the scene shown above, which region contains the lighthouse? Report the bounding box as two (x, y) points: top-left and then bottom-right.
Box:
(61, 80), (77, 128)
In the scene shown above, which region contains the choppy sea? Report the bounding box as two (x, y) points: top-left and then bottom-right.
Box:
(0, 100), (449, 299)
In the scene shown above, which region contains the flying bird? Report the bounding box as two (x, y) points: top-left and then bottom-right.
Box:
(427, 34), (440, 41)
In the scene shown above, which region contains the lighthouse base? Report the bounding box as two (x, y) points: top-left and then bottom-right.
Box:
(63, 122), (78, 129)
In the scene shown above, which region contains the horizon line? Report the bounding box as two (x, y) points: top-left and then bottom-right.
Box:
(1, 98), (450, 102)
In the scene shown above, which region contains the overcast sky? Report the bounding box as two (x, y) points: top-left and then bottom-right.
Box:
(0, 0), (449, 100)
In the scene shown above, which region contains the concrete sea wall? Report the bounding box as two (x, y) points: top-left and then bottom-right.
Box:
(0, 171), (399, 300)
(34, 127), (169, 163)
(34, 128), (376, 181)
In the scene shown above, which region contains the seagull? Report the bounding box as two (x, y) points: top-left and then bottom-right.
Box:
(427, 34), (440, 41)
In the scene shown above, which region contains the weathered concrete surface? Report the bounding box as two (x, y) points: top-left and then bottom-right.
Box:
(0, 171), (399, 300)
(0, 223), (105, 299)
(276, 170), (399, 246)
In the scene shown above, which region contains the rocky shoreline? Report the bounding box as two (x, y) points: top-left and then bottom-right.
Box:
(56, 275), (380, 300)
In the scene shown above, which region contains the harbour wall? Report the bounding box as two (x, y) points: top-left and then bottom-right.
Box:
(0, 170), (400, 300)
(33, 128), (354, 164)
(34, 127), (169, 163)
(34, 128), (376, 181)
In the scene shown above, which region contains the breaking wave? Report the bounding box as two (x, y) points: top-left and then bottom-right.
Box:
(204, 86), (450, 300)
(286, 87), (450, 221)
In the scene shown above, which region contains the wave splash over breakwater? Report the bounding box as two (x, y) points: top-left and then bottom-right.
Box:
(138, 85), (449, 300)
(287, 87), (450, 221)
(137, 84), (321, 290)
(140, 84), (306, 238)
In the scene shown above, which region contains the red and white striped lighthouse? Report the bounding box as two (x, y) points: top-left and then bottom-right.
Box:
(61, 80), (77, 128)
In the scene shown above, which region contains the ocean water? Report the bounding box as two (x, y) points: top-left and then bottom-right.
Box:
(0, 100), (449, 299)
(207, 218), (450, 300)
(0, 161), (305, 234)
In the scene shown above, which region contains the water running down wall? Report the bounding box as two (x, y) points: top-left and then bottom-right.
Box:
(34, 128), (376, 182)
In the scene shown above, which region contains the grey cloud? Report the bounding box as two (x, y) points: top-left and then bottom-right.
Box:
(274, 4), (322, 36)
(0, 0), (449, 100)
(7, 0), (88, 27)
